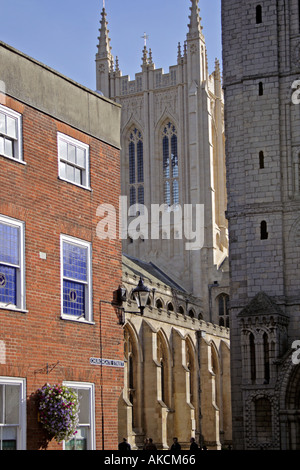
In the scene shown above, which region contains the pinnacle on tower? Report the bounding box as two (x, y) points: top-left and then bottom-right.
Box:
(177, 42), (182, 64)
(97, 7), (113, 62)
(141, 46), (148, 67)
(187, 0), (203, 39)
(95, 5), (115, 96)
(214, 58), (221, 78)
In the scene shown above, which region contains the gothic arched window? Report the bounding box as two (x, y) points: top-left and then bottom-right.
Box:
(186, 340), (195, 406)
(260, 220), (268, 240)
(124, 327), (140, 430)
(263, 332), (270, 384)
(162, 122), (179, 207)
(256, 5), (262, 24)
(250, 333), (256, 384)
(259, 151), (264, 169)
(218, 294), (229, 327)
(129, 127), (144, 207)
(157, 334), (170, 407)
(255, 398), (272, 444)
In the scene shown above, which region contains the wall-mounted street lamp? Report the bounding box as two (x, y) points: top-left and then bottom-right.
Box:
(131, 277), (151, 315)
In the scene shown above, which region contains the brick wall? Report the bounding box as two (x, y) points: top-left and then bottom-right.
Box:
(0, 93), (123, 450)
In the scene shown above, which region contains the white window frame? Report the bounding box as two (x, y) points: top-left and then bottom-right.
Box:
(0, 377), (26, 450)
(60, 234), (93, 323)
(62, 381), (95, 450)
(0, 215), (26, 312)
(57, 132), (90, 189)
(0, 104), (23, 163)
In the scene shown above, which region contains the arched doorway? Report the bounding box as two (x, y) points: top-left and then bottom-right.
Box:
(284, 364), (300, 450)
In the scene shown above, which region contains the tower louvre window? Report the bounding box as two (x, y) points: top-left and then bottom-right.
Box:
(263, 332), (270, 384)
(258, 82), (263, 96)
(260, 221), (268, 240)
(256, 5), (262, 24)
(128, 127), (144, 207)
(218, 294), (230, 327)
(250, 333), (256, 383)
(162, 122), (179, 207)
(259, 151), (264, 169)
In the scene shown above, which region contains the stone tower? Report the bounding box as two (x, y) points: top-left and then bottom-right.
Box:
(222, 0), (300, 450)
(96, 0), (229, 324)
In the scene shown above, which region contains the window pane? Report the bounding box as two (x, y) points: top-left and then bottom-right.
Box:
(1, 427), (17, 450)
(4, 138), (13, 158)
(163, 136), (169, 178)
(5, 385), (19, 425)
(129, 142), (135, 184)
(171, 135), (178, 178)
(164, 181), (170, 206)
(137, 141), (144, 183)
(0, 385), (3, 423)
(138, 186), (144, 205)
(63, 242), (87, 282)
(63, 280), (85, 317)
(76, 148), (85, 168)
(67, 144), (76, 164)
(66, 164), (75, 182)
(130, 186), (136, 207)
(0, 264), (17, 305)
(74, 168), (82, 185)
(77, 389), (90, 424)
(173, 180), (179, 205)
(0, 223), (20, 265)
(65, 427), (87, 450)
(6, 116), (16, 139)
(0, 136), (4, 155)
(0, 112), (5, 134)
(59, 161), (66, 179)
(59, 140), (68, 160)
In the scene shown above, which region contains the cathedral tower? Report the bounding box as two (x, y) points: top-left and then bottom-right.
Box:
(95, 1), (232, 449)
(222, 0), (300, 450)
(96, 0), (228, 322)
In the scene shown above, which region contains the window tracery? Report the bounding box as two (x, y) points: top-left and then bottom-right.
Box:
(129, 127), (144, 207)
(162, 122), (179, 207)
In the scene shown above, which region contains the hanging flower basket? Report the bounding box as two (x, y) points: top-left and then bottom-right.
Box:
(37, 383), (79, 443)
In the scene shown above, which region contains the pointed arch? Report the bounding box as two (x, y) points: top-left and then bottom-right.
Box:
(210, 341), (221, 376)
(217, 293), (230, 327)
(122, 122), (145, 208)
(155, 113), (180, 208)
(124, 320), (143, 363)
(185, 335), (197, 406)
(155, 297), (164, 310)
(156, 329), (172, 407)
(162, 121), (179, 206)
(289, 216), (300, 246)
(123, 321), (143, 430)
(210, 341), (221, 412)
(188, 308), (195, 319)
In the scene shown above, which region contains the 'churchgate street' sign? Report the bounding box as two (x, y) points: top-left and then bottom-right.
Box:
(90, 357), (124, 368)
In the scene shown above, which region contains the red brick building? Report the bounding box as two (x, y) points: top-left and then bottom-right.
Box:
(0, 41), (123, 450)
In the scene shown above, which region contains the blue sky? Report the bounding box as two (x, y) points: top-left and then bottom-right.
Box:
(0, 0), (221, 91)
